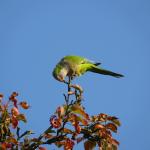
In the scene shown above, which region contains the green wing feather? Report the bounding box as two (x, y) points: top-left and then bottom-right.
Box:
(88, 66), (124, 78)
(62, 55), (91, 65)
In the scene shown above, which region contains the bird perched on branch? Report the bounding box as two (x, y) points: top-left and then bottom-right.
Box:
(53, 55), (124, 82)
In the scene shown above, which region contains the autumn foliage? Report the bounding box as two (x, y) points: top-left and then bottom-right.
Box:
(0, 79), (121, 150)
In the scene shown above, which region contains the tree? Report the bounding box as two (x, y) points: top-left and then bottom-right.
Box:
(0, 78), (120, 150)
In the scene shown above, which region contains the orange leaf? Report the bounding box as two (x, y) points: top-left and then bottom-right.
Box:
(19, 101), (30, 109)
(64, 138), (74, 150)
(69, 114), (82, 134)
(107, 116), (121, 126)
(69, 114), (88, 126)
(1, 142), (12, 150)
(98, 113), (108, 121)
(91, 114), (108, 122)
(72, 114), (88, 125)
(0, 143), (7, 150)
(56, 106), (65, 117)
(74, 121), (81, 134)
(71, 104), (89, 120)
(105, 123), (117, 133)
(7, 137), (18, 145)
(81, 119), (88, 126)
(84, 140), (96, 150)
(99, 128), (107, 138)
(94, 124), (105, 130)
(111, 138), (120, 146)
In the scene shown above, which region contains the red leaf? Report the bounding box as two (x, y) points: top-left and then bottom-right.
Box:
(39, 147), (47, 150)
(12, 116), (18, 128)
(1, 142), (12, 149)
(9, 92), (18, 108)
(50, 115), (62, 128)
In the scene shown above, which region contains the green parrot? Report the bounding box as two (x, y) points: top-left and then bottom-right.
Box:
(53, 55), (124, 82)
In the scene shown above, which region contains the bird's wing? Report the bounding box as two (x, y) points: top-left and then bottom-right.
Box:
(61, 55), (87, 65)
(62, 55), (101, 66)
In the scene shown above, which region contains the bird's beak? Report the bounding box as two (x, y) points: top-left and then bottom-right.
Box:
(57, 75), (65, 82)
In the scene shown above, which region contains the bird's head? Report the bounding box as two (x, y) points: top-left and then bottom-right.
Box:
(52, 64), (68, 82)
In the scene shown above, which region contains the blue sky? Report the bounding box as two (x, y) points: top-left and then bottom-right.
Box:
(0, 0), (150, 149)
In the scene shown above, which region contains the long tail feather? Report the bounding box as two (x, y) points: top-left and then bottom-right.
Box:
(89, 66), (124, 78)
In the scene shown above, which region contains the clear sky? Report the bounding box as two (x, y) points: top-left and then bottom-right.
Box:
(0, 0), (150, 149)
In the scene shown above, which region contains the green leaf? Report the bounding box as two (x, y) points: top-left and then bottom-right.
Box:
(112, 119), (121, 127)
(71, 104), (89, 120)
(44, 126), (56, 134)
(16, 114), (27, 123)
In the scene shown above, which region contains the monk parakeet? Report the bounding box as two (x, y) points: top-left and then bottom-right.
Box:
(53, 55), (124, 82)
